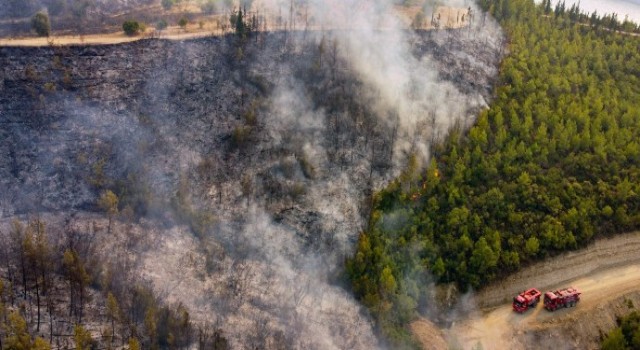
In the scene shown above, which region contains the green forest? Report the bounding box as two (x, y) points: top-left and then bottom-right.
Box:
(602, 309), (640, 350)
(346, 0), (640, 345)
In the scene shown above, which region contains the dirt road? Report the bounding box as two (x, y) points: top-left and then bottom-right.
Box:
(449, 263), (640, 349)
(0, 5), (469, 47)
(0, 26), (225, 47)
(412, 232), (640, 349)
(441, 231), (640, 349)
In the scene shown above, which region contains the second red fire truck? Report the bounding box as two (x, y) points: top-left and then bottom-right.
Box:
(543, 287), (581, 311)
(513, 287), (581, 312)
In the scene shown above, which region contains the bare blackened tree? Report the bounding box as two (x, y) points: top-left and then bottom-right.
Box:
(9, 220), (27, 301)
(62, 248), (90, 322)
(23, 219), (51, 332)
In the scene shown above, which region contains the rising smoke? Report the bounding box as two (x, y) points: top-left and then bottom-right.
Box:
(155, 0), (503, 347)
(0, 0), (503, 348)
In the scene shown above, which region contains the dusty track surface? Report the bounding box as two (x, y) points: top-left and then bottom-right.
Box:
(0, 5), (469, 47)
(437, 231), (640, 349)
(449, 264), (640, 349)
(410, 318), (449, 350)
(0, 28), (220, 46)
(475, 231), (640, 309)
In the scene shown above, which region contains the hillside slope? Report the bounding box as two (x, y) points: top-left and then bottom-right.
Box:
(346, 0), (640, 346)
(0, 21), (503, 348)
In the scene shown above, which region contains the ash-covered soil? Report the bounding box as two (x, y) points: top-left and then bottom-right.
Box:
(0, 23), (503, 349)
(0, 30), (500, 215)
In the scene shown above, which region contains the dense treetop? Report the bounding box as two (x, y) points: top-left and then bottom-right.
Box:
(347, 0), (640, 346)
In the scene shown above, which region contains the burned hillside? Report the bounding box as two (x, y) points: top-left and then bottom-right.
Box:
(0, 23), (503, 349)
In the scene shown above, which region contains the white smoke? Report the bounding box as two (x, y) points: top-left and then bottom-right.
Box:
(255, 0), (502, 169)
(168, 0), (504, 347)
(0, 0), (504, 348)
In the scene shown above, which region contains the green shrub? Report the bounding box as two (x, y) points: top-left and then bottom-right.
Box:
(178, 17), (188, 29)
(122, 20), (143, 36)
(156, 19), (168, 31)
(232, 126), (251, 147)
(31, 12), (51, 37)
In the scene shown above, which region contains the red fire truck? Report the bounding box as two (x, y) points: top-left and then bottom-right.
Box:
(543, 287), (581, 311)
(512, 288), (541, 312)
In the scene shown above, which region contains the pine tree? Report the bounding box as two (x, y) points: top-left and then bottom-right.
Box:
(235, 6), (245, 37)
(63, 249), (90, 322)
(74, 324), (93, 350)
(98, 190), (119, 233)
(106, 292), (121, 346)
(31, 12), (51, 37)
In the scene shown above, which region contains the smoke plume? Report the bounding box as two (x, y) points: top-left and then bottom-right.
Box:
(0, 0), (503, 348)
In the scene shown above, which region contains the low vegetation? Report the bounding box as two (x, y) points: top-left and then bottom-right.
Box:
(347, 0), (640, 346)
(178, 17), (189, 30)
(601, 309), (640, 350)
(123, 20), (144, 36)
(31, 12), (51, 37)
(156, 19), (168, 31)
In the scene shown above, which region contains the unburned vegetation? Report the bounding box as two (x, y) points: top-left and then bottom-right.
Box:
(347, 0), (640, 346)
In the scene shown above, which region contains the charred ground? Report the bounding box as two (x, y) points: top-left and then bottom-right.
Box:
(0, 26), (502, 349)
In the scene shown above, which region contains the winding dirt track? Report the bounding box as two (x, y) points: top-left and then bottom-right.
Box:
(413, 231), (640, 349)
(0, 5), (468, 47)
(450, 263), (640, 349)
(450, 231), (640, 349)
(0, 28), (221, 47)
